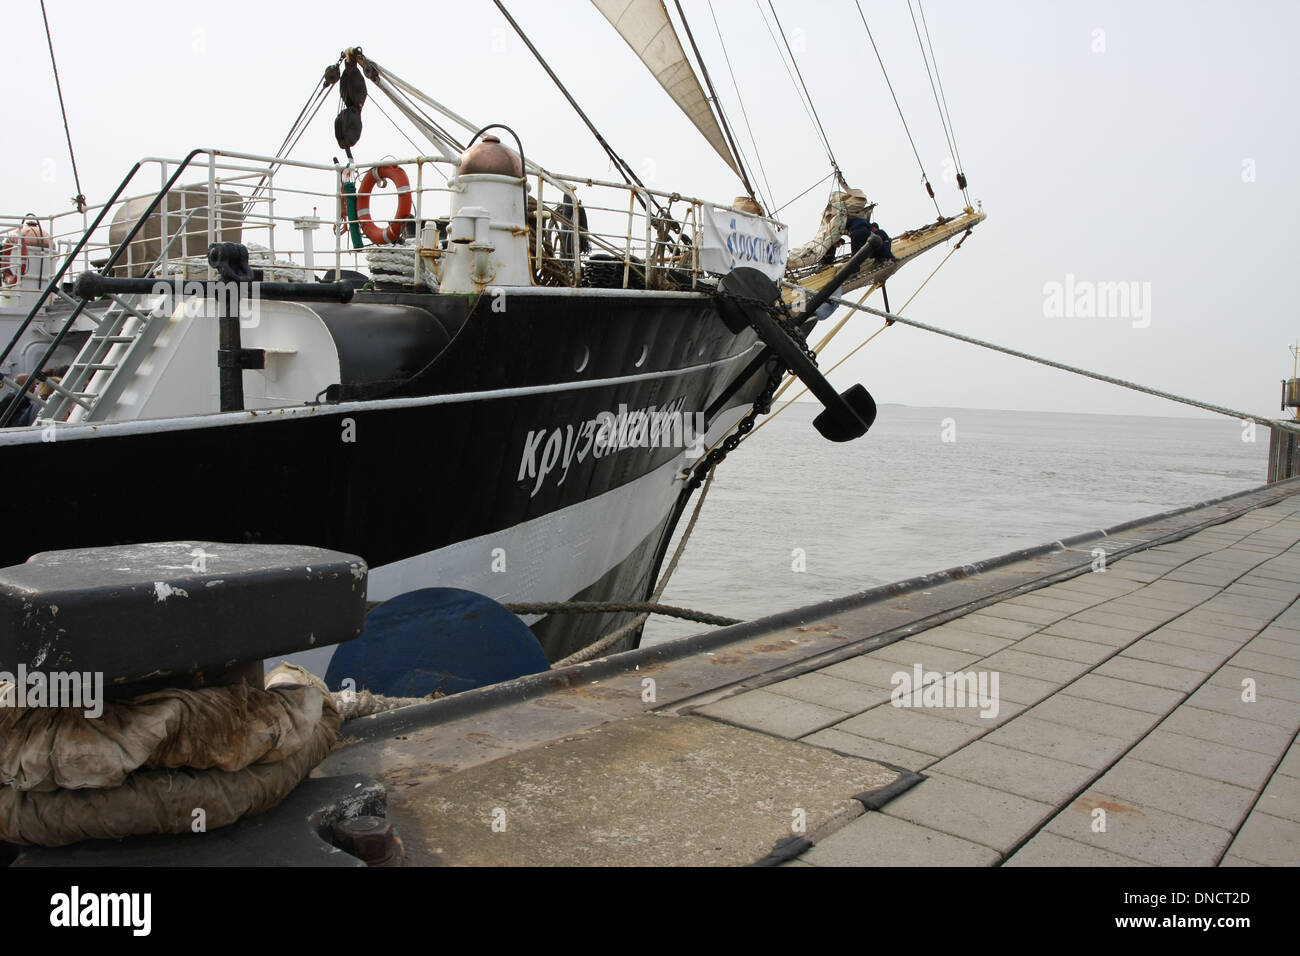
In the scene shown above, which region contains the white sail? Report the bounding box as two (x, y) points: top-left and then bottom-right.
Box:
(591, 0), (741, 177)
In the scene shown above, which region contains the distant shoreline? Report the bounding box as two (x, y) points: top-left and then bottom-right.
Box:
(782, 399), (1255, 424)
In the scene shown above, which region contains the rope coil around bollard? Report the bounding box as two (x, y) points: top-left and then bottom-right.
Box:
(0, 664), (340, 847)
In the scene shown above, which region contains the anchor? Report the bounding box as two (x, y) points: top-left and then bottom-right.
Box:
(715, 266), (876, 442)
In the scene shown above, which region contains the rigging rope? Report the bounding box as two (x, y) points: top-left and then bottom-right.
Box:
(38, 0), (85, 213)
(552, 467), (720, 667)
(244, 78), (330, 215)
(754, 0), (825, 171)
(916, 0), (969, 203)
(763, 0), (845, 188)
(907, 0), (969, 205)
(494, 0), (667, 221)
(773, 171), (834, 216)
(367, 92), (437, 171)
(852, 0), (942, 217)
(674, 0), (758, 201)
(371, 66), (466, 159)
(708, 0), (777, 212)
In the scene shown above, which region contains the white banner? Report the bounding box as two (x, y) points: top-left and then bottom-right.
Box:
(700, 204), (789, 280)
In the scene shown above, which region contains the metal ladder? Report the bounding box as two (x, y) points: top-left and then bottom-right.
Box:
(0, 148), (208, 429)
(38, 289), (174, 423)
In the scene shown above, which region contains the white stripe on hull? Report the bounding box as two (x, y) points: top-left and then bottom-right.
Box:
(279, 404), (751, 678)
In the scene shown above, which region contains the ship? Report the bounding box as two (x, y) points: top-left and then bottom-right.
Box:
(0, 1), (983, 690)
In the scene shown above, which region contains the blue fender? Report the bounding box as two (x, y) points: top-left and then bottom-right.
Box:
(325, 587), (550, 698)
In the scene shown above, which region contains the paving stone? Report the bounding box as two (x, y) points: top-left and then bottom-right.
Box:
(1092, 758), (1257, 830)
(765, 672), (892, 714)
(1259, 623), (1300, 644)
(1224, 583), (1299, 602)
(1014, 633), (1117, 665)
(1129, 730), (1279, 790)
(1048, 578), (1142, 599)
(1062, 674), (1186, 714)
(800, 727), (937, 771)
(1247, 638), (1300, 661)
(1004, 831), (1151, 867)
(909, 625), (1017, 656)
(1192, 609), (1278, 632)
(822, 654), (918, 689)
(902, 693), (1023, 728)
(1219, 854), (1264, 866)
(1206, 666), (1300, 704)
(1144, 627), (1248, 655)
(694, 689), (848, 738)
(1119, 638), (1230, 672)
(1097, 600), (1186, 623)
(980, 648), (1091, 683)
(863, 640), (982, 673)
(977, 606), (1071, 629)
(1277, 745), (1300, 779)
(1247, 571), (1300, 590)
(1185, 683), (1300, 728)
(1044, 791), (1232, 866)
(832, 704), (987, 757)
(1256, 773), (1300, 824)
(1138, 581), (1222, 603)
(1002, 593), (1098, 614)
(1228, 649), (1300, 680)
(1023, 694), (1161, 740)
(986, 716), (1131, 769)
(955, 613), (1042, 640)
(927, 740), (1097, 804)
(1067, 609), (1159, 635)
(1093, 656), (1206, 692)
(1164, 569), (1243, 587)
(1157, 705), (1296, 756)
(982, 672), (1062, 706)
(1108, 595), (1200, 615)
(801, 811), (999, 867)
(1204, 595), (1293, 619)
(1221, 812), (1300, 866)
(1158, 615), (1259, 640)
(1104, 565), (1164, 584)
(1041, 619), (1143, 647)
(880, 773), (1056, 854)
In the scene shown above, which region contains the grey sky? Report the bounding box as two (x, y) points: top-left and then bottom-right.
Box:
(4, 1), (1296, 420)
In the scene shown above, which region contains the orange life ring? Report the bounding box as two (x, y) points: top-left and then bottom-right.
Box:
(355, 165), (413, 245)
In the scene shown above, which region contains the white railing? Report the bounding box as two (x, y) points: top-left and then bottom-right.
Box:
(1, 147), (785, 302)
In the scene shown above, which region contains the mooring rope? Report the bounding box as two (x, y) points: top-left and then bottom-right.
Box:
(746, 242), (964, 440)
(505, 601), (741, 627)
(822, 292), (1300, 435)
(550, 467), (722, 668)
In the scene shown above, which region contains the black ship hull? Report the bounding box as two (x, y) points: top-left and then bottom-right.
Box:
(0, 287), (771, 665)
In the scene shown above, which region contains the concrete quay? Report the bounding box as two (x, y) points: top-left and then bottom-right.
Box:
(17, 480), (1299, 867)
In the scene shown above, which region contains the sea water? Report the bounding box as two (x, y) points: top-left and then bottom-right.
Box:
(642, 404), (1270, 646)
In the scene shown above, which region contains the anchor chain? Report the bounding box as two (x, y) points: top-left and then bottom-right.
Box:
(686, 285), (817, 490)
